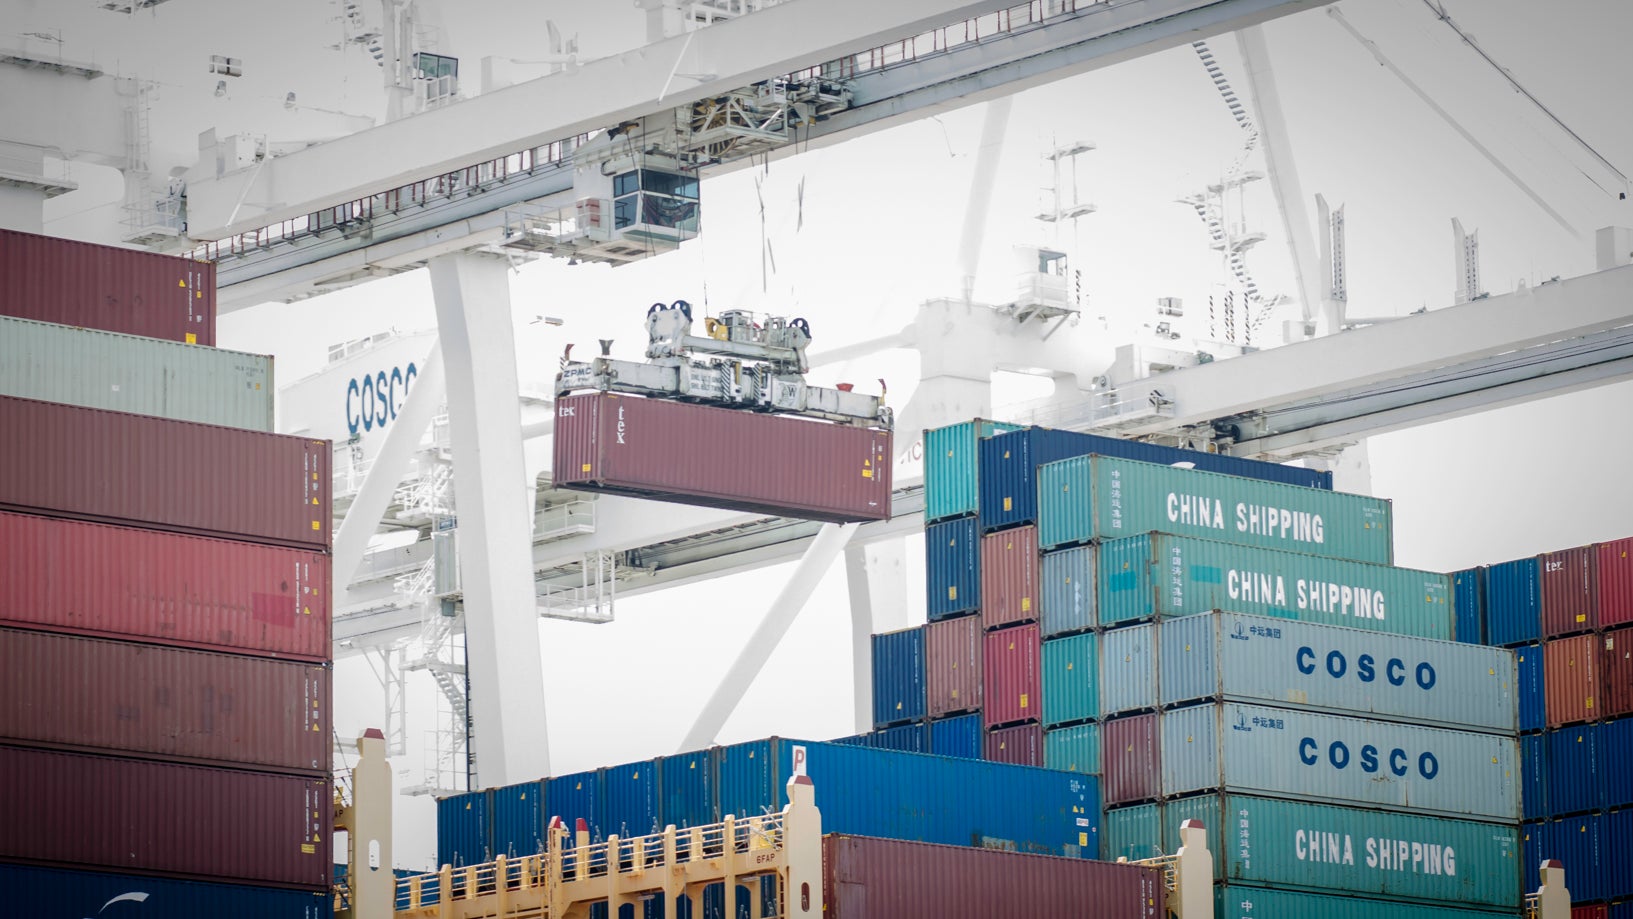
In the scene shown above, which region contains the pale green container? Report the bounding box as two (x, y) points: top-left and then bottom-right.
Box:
(1101, 802), (1162, 861)
(0, 315), (273, 430)
(1037, 454), (1393, 562)
(924, 419), (1021, 523)
(1043, 722), (1100, 774)
(1217, 885), (1515, 919)
(1098, 533), (1452, 639)
(1040, 631), (1098, 727)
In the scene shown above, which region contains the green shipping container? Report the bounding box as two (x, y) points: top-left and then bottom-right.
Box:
(1099, 533), (1452, 639)
(1161, 794), (1520, 910)
(1041, 632), (1099, 727)
(1043, 723), (1101, 775)
(924, 419), (1022, 523)
(1216, 884), (1516, 919)
(1037, 454), (1393, 563)
(0, 315), (273, 431)
(1102, 802), (1163, 861)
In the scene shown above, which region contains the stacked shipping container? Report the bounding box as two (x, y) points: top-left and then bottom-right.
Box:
(0, 231), (333, 911)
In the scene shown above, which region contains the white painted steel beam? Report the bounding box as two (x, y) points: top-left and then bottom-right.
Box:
(427, 251), (549, 784)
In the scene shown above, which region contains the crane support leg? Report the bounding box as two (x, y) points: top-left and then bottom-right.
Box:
(428, 251), (550, 784)
(844, 540), (909, 732)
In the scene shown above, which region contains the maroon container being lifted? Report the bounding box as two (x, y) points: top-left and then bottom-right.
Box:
(0, 511), (330, 660)
(822, 835), (1164, 919)
(1541, 545), (1598, 638)
(1544, 634), (1601, 728)
(552, 392), (892, 523)
(1103, 713), (1160, 805)
(0, 396), (331, 550)
(984, 723), (1043, 766)
(1601, 626), (1633, 719)
(1600, 537), (1633, 629)
(980, 525), (1039, 630)
(0, 628), (330, 774)
(0, 228), (215, 344)
(925, 615), (982, 717)
(0, 744), (330, 890)
(982, 623), (1040, 729)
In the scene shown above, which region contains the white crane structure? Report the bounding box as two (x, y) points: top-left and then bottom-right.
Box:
(3, 0), (1630, 797)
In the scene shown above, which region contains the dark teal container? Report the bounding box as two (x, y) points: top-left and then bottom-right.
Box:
(1217, 884), (1516, 919)
(1041, 631), (1099, 727)
(925, 516), (981, 621)
(1043, 722), (1101, 774)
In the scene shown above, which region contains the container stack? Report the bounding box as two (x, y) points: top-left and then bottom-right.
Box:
(1454, 538), (1633, 910)
(0, 229), (333, 917)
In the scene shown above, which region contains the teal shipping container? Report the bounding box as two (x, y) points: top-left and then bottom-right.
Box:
(1158, 611), (1518, 733)
(1040, 545), (1096, 636)
(924, 419), (1021, 523)
(1099, 533), (1453, 639)
(1041, 631), (1099, 727)
(1170, 794), (1519, 909)
(1216, 884), (1517, 919)
(1037, 455), (1393, 561)
(1100, 624), (1158, 716)
(1102, 802), (1163, 861)
(1161, 701), (1520, 820)
(1043, 722), (1100, 774)
(0, 314), (274, 430)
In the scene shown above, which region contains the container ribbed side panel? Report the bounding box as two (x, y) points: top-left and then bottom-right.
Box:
(1486, 557), (1542, 647)
(1102, 713), (1159, 805)
(871, 626), (926, 727)
(0, 862), (330, 919)
(659, 750), (715, 830)
(1521, 733), (1546, 820)
(437, 790), (490, 867)
(1541, 545), (1598, 638)
(924, 615), (981, 717)
(1545, 634), (1600, 727)
(1545, 723), (1601, 816)
(1040, 545), (1095, 636)
(491, 781), (544, 859)
(924, 419), (1020, 523)
(980, 525), (1038, 629)
(982, 624), (1040, 728)
(1216, 884), (1516, 919)
(1099, 624), (1157, 717)
(928, 713), (983, 759)
(1516, 643), (1546, 733)
(1604, 625), (1633, 718)
(984, 722), (1042, 765)
(874, 722), (928, 753)
(1600, 537), (1633, 628)
(1604, 716), (1633, 809)
(1043, 722), (1101, 774)
(1101, 803), (1163, 862)
(925, 516), (980, 621)
(1041, 631), (1099, 727)
(1453, 566), (1484, 644)
(600, 759), (659, 840)
(544, 771), (599, 842)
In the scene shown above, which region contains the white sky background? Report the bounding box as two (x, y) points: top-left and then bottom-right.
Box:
(14, 0), (1633, 869)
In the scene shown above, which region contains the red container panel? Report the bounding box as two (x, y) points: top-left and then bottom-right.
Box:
(0, 628), (329, 774)
(984, 723), (1043, 766)
(0, 229), (215, 344)
(982, 624), (1040, 728)
(925, 615), (982, 717)
(1601, 537), (1633, 628)
(980, 525), (1039, 630)
(822, 834), (1164, 919)
(0, 511), (329, 660)
(1545, 634), (1601, 728)
(1542, 545), (1598, 637)
(1103, 713), (1160, 805)
(553, 392), (891, 523)
(0, 396), (331, 550)
(1572, 907), (1608, 919)
(0, 745), (330, 890)
(1603, 626), (1633, 719)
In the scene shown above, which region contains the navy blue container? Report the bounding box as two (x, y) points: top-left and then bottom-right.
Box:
(830, 733), (871, 747)
(544, 770), (600, 841)
(715, 737), (1101, 858)
(929, 713), (983, 759)
(926, 516), (981, 621)
(1547, 724), (1603, 817)
(1608, 808), (1633, 901)
(1517, 643), (1547, 733)
(436, 788), (491, 868)
(660, 749), (716, 830)
(491, 780), (545, 859)
(335, 864), (437, 911)
(601, 758), (660, 840)
(1546, 813), (1608, 903)
(3, 862), (330, 918)
(1522, 733), (1547, 820)
(1486, 557), (1542, 647)
(1604, 716), (1633, 810)
(977, 428), (1332, 533)
(1453, 566), (1485, 644)
(874, 722), (928, 753)
(1522, 820), (1544, 896)
(872, 627), (926, 728)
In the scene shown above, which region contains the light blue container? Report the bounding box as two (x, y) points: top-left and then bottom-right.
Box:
(1041, 631), (1099, 727)
(1036, 454), (1392, 561)
(872, 626), (926, 727)
(1099, 624), (1158, 716)
(436, 789), (490, 867)
(929, 713), (983, 759)
(1098, 533), (1453, 639)
(1158, 611), (1517, 733)
(1102, 802), (1163, 860)
(926, 516), (981, 621)
(1040, 545), (1096, 636)
(491, 780), (544, 858)
(1160, 701), (1520, 820)
(924, 419), (1021, 523)
(1043, 722), (1101, 774)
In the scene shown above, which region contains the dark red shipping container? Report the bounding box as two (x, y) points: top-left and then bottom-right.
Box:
(1572, 906), (1608, 919)
(0, 228), (215, 344)
(0, 744), (330, 890)
(980, 525), (1038, 630)
(1542, 545), (1598, 638)
(1602, 626), (1633, 719)
(925, 614), (982, 717)
(0, 628), (330, 774)
(0, 396), (331, 550)
(1103, 713), (1160, 805)
(822, 834), (1164, 919)
(984, 723), (1042, 766)
(1545, 634), (1601, 728)
(0, 511), (329, 660)
(552, 392), (891, 523)
(1601, 537), (1633, 628)
(982, 623), (1040, 728)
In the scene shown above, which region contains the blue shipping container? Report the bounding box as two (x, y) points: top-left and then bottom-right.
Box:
(1453, 566), (1484, 644)
(1546, 724), (1602, 817)
(436, 789), (490, 868)
(1040, 545), (1096, 636)
(1521, 733), (1546, 821)
(715, 738), (1101, 858)
(1486, 557), (1542, 647)
(929, 713), (983, 759)
(1517, 643), (1546, 733)
(1525, 814), (1607, 903)
(1, 862), (330, 919)
(491, 780), (545, 859)
(977, 427), (1332, 532)
(1603, 716), (1633, 810)
(601, 758), (660, 840)
(925, 516), (981, 621)
(1608, 808), (1633, 902)
(872, 626), (926, 727)
(544, 770), (601, 842)
(660, 749), (716, 830)
(924, 419), (1021, 523)
(874, 722), (928, 753)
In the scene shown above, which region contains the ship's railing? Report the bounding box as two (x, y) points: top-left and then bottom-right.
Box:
(1124, 852), (1180, 894)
